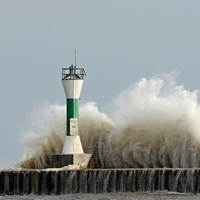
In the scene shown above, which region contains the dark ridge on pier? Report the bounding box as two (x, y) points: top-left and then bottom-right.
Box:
(1, 168), (200, 195)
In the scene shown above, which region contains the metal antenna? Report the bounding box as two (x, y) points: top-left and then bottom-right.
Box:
(75, 50), (76, 67)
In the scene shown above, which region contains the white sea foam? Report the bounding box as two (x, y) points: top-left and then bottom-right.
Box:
(18, 75), (200, 168)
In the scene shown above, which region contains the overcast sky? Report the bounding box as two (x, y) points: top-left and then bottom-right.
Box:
(1, 0), (200, 167)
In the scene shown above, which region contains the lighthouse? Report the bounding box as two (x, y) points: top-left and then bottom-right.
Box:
(61, 65), (86, 154)
(52, 61), (94, 168)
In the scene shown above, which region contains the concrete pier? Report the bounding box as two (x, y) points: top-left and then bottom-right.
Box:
(0, 168), (200, 195)
(52, 153), (94, 168)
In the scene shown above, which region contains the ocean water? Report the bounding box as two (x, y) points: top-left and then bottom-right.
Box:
(17, 74), (200, 169)
(0, 192), (200, 200)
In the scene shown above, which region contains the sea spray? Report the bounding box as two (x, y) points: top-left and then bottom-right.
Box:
(19, 76), (200, 168)
(19, 105), (66, 168)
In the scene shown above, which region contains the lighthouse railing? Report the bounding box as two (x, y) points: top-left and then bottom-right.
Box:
(62, 67), (86, 80)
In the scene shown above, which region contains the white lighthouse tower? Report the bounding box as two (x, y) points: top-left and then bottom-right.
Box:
(61, 65), (86, 154)
(52, 59), (94, 168)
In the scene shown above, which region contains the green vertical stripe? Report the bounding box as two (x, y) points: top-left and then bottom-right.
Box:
(66, 98), (79, 136)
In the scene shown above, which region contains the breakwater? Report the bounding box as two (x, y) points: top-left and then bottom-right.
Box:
(0, 168), (200, 195)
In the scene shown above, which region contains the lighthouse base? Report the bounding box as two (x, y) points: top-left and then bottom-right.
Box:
(52, 153), (94, 169)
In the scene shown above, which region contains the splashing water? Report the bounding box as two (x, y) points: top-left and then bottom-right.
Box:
(19, 76), (200, 169)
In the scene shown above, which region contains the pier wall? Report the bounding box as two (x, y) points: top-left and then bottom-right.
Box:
(0, 168), (200, 195)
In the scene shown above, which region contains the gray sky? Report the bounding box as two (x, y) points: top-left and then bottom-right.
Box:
(1, 0), (200, 167)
